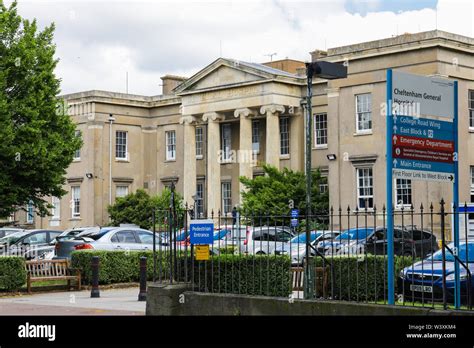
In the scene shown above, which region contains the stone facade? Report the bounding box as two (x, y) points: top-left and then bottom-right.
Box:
(13, 30), (474, 233)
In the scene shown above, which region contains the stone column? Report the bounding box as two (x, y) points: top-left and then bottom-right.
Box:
(289, 108), (304, 171)
(202, 112), (224, 214)
(179, 115), (197, 207)
(234, 108), (255, 204)
(260, 104), (285, 168)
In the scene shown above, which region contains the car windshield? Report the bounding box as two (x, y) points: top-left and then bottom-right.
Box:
(290, 232), (323, 244)
(431, 242), (474, 262)
(0, 232), (24, 245)
(79, 227), (116, 241)
(336, 228), (373, 240)
(214, 230), (229, 240)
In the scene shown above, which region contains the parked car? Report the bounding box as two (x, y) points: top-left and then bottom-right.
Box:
(274, 230), (340, 265)
(398, 240), (474, 305)
(0, 227), (25, 238)
(316, 227), (375, 256)
(72, 227), (158, 252)
(215, 225), (251, 253)
(0, 229), (61, 259)
(242, 226), (296, 255)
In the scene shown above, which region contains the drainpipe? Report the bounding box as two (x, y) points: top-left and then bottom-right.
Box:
(108, 114), (116, 209)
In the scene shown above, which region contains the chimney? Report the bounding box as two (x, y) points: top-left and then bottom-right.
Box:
(310, 49), (328, 62)
(160, 75), (187, 95)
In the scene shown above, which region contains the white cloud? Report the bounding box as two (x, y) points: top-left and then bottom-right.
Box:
(8, 0), (473, 95)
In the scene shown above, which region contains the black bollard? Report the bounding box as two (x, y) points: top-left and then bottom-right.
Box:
(138, 256), (147, 301)
(90, 256), (100, 298)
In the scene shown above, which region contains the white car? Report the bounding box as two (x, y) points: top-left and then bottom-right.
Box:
(241, 226), (296, 255)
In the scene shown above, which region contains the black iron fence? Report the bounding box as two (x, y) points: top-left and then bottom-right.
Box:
(151, 200), (474, 311)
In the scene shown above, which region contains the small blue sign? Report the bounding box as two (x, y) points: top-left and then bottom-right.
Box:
(291, 219), (298, 227)
(190, 219), (214, 245)
(291, 209), (299, 218)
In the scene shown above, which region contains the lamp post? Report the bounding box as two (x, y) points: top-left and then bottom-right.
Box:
(304, 61), (347, 299)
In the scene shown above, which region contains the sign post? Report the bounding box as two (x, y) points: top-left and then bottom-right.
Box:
(386, 69), (458, 307)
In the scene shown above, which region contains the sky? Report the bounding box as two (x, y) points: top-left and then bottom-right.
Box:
(6, 0), (474, 96)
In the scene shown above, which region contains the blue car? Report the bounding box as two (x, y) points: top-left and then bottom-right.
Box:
(398, 241), (474, 305)
(316, 227), (374, 255)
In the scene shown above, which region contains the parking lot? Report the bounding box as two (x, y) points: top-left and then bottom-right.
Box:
(0, 287), (145, 315)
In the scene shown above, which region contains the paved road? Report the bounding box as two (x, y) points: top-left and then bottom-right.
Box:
(0, 287), (145, 315)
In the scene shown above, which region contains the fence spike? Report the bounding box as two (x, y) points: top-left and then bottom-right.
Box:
(420, 203), (424, 210)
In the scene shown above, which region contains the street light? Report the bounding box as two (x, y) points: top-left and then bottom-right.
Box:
(304, 60), (347, 299)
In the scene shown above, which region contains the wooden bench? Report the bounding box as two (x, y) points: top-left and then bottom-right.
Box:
(25, 259), (81, 293)
(291, 266), (329, 297)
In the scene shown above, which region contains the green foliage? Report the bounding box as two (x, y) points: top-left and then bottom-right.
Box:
(0, 257), (26, 291)
(107, 188), (184, 229)
(177, 254), (292, 297)
(313, 255), (414, 301)
(0, 1), (82, 217)
(71, 250), (169, 284)
(239, 164), (328, 226)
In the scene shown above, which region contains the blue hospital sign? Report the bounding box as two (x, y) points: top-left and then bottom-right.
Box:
(190, 219), (214, 244)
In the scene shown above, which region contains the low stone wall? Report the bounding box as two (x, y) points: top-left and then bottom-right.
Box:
(146, 283), (474, 316)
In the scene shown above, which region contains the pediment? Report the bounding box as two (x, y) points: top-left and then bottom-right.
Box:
(188, 65), (264, 91)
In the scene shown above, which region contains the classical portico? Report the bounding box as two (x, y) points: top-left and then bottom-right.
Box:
(175, 58), (305, 214)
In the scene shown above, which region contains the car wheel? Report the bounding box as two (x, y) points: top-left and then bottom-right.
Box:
(256, 251), (265, 255)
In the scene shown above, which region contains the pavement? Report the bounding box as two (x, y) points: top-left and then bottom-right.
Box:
(0, 287), (146, 315)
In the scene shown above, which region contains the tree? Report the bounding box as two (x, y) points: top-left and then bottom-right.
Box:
(239, 165), (329, 225)
(107, 188), (184, 230)
(0, 1), (81, 217)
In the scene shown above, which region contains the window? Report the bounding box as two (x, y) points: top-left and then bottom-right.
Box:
(252, 120), (260, 153)
(471, 166), (474, 202)
(314, 113), (328, 146)
(71, 186), (80, 218)
(279, 117), (290, 155)
(116, 131), (128, 160)
(111, 231), (138, 243)
(357, 168), (373, 209)
(165, 130), (176, 161)
(137, 231), (154, 244)
(23, 232), (47, 245)
(470, 90), (474, 129)
(196, 182), (204, 218)
(116, 185), (129, 198)
(356, 93), (372, 133)
(26, 201), (34, 224)
(221, 182), (232, 215)
(195, 127), (203, 158)
(73, 130), (81, 160)
(395, 179), (412, 208)
(51, 197), (60, 219)
(319, 177), (328, 194)
(221, 124), (232, 162)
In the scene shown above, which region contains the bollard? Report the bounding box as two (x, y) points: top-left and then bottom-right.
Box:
(138, 256), (147, 301)
(90, 256), (100, 298)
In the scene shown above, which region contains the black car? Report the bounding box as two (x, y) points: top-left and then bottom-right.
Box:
(366, 227), (438, 258)
(0, 229), (62, 259)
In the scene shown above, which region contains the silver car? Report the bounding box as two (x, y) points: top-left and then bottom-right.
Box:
(241, 226), (295, 255)
(0, 227), (25, 238)
(56, 227), (158, 258)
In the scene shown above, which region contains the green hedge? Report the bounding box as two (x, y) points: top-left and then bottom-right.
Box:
(176, 254), (292, 297)
(0, 257), (26, 291)
(312, 255), (413, 301)
(71, 250), (171, 284)
(72, 250), (291, 297)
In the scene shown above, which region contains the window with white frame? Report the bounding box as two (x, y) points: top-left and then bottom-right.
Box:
(116, 131), (128, 160)
(252, 120), (260, 153)
(470, 166), (474, 202)
(166, 130), (176, 161)
(71, 186), (80, 218)
(319, 177), (328, 194)
(356, 168), (373, 209)
(221, 182), (232, 215)
(196, 182), (204, 217)
(195, 127), (203, 158)
(27, 201), (34, 223)
(279, 117), (290, 156)
(221, 124), (232, 162)
(395, 179), (412, 208)
(314, 113), (328, 146)
(51, 197), (60, 219)
(73, 130), (81, 160)
(356, 93), (372, 133)
(469, 90), (474, 129)
(116, 185), (129, 198)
